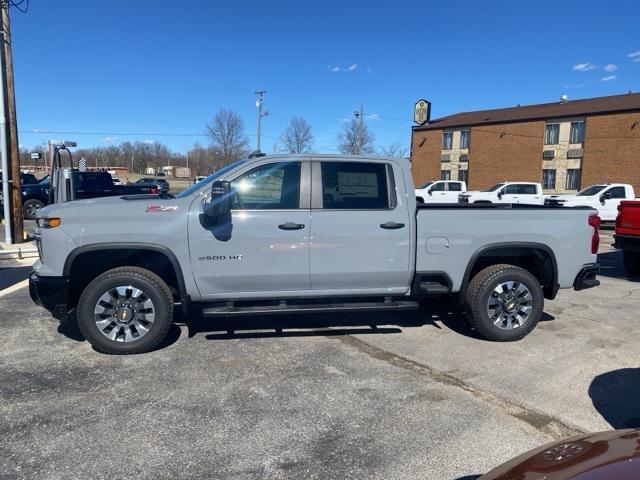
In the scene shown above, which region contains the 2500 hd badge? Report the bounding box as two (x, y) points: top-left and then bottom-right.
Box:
(198, 255), (244, 261)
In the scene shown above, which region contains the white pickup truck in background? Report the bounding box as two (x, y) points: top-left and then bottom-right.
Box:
(415, 180), (466, 203)
(459, 182), (544, 205)
(544, 184), (637, 221)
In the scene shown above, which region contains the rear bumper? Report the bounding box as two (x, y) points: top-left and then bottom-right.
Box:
(573, 263), (600, 291)
(614, 235), (640, 252)
(29, 272), (69, 320)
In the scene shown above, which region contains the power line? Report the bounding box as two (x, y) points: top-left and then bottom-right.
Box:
(19, 129), (278, 140)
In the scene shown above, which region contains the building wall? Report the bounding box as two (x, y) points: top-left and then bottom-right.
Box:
(411, 111), (640, 193)
(582, 112), (640, 192)
(410, 129), (441, 187)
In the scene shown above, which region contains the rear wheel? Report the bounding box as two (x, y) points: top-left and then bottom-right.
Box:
(464, 264), (543, 341)
(23, 199), (45, 220)
(77, 267), (174, 354)
(623, 250), (640, 275)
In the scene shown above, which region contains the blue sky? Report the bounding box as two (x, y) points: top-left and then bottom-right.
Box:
(11, 0), (640, 154)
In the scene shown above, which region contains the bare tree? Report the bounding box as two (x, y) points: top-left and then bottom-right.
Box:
(378, 142), (409, 158)
(205, 108), (249, 162)
(337, 117), (375, 155)
(280, 116), (313, 154)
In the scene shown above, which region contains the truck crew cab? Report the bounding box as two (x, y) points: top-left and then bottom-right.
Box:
(29, 155), (600, 354)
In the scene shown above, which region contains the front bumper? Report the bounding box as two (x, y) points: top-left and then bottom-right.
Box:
(573, 263), (600, 291)
(614, 234), (640, 252)
(29, 272), (69, 320)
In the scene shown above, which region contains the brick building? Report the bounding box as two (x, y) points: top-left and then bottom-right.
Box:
(410, 92), (640, 193)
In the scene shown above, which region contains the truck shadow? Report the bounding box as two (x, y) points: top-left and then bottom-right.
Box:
(597, 250), (639, 281)
(186, 300), (518, 342)
(589, 368), (640, 429)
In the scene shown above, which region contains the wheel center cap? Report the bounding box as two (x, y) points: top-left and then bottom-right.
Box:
(118, 308), (133, 323)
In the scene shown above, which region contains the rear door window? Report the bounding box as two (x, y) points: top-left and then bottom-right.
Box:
(321, 162), (391, 209)
(447, 182), (462, 192)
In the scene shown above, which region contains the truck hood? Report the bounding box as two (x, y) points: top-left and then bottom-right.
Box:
(39, 194), (186, 219)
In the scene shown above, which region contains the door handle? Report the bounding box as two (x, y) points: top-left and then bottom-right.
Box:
(380, 221), (405, 229)
(278, 222), (305, 230)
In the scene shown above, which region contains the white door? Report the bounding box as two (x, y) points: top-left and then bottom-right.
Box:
(600, 186), (627, 221)
(188, 160), (311, 298)
(308, 160), (412, 294)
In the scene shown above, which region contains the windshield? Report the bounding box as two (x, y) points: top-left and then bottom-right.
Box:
(577, 185), (606, 196)
(483, 183), (505, 192)
(418, 181), (434, 189)
(176, 159), (246, 198)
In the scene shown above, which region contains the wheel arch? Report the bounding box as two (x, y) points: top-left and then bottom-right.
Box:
(64, 243), (190, 311)
(460, 242), (559, 301)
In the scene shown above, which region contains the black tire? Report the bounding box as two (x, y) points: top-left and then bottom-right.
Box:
(77, 267), (174, 354)
(464, 264), (543, 341)
(23, 198), (45, 220)
(623, 250), (640, 275)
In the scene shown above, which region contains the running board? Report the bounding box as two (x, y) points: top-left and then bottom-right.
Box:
(202, 300), (419, 317)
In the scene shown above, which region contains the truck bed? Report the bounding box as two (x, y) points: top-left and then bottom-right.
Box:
(415, 203), (597, 292)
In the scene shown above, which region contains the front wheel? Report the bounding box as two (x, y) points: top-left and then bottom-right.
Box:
(77, 267), (174, 354)
(623, 250), (640, 275)
(464, 264), (543, 341)
(23, 199), (45, 220)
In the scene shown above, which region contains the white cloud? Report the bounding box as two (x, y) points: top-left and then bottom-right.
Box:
(601, 75), (617, 82)
(346, 63), (358, 71)
(635, 58), (640, 63)
(366, 113), (380, 120)
(101, 136), (118, 143)
(330, 65), (340, 72)
(603, 64), (618, 72)
(628, 51), (640, 58)
(366, 66), (372, 73)
(573, 62), (596, 71)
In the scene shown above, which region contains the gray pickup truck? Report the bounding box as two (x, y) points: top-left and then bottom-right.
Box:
(29, 154), (601, 354)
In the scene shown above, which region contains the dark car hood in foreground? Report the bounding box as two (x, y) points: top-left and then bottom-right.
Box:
(480, 429), (640, 480)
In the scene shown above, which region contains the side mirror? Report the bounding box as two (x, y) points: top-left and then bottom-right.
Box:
(427, 188), (433, 195)
(497, 190), (504, 199)
(204, 180), (232, 218)
(600, 191), (613, 202)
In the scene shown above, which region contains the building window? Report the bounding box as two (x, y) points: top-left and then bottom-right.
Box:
(566, 169), (581, 190)
(460, 130), (470, 149)
(458, 169), (468, 184)
(440, 170), (451, 180)
(542, 169), (556, 189)
(544, 124), (560, 145)
(442, 131), (453, 150)
(569, 122), (585, 144)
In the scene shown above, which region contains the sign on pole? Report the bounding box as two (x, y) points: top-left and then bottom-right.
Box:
(414, 99), (431, 126)
(30, 152), (42, 160)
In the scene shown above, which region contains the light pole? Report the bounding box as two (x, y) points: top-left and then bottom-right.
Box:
(255, 90), (268, 152)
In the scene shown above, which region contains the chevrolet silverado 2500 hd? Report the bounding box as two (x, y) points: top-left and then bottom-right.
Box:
(29, 155), (601, 354)
(545, 183), (637, 222)
(459, 182), (544, 205)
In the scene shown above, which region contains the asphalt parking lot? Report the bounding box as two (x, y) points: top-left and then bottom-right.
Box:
(1, 230), (639, 479)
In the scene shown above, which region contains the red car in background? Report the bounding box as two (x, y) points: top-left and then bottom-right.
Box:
(614, 201), (640, 275)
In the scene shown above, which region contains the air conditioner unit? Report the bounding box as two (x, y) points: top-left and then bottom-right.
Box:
(543, 150), (555, 160)
(441, 154), (451, 162)
(567, 148), (584, 159)
(459, 154), (469, 162)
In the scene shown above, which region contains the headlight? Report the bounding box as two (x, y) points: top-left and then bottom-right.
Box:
(36, 217), (61, 229)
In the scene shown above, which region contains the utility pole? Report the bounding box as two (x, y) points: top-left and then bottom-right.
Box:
(1, 0), (22, 243)
(353, 104), (364, 154)
(255, 90), (268, 152)
(0, 8), (9, 244)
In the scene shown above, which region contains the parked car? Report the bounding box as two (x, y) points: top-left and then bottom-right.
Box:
(479, 429), (640, 479)
(135, 177), (170, 193)
(459, 182), (544, 205)
(193, 176), (207, 184)
(613, 200), (640, 274)
(545, 183), (637, 222)
(415, 180), (466, 203)
(20, 171), (165, 220)
(0, 172), (39, 189)
(112, 177), (123, 186)
(29, 155), (600, 354)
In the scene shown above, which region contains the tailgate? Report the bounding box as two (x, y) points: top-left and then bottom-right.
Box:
(616, 201), (640, 236)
